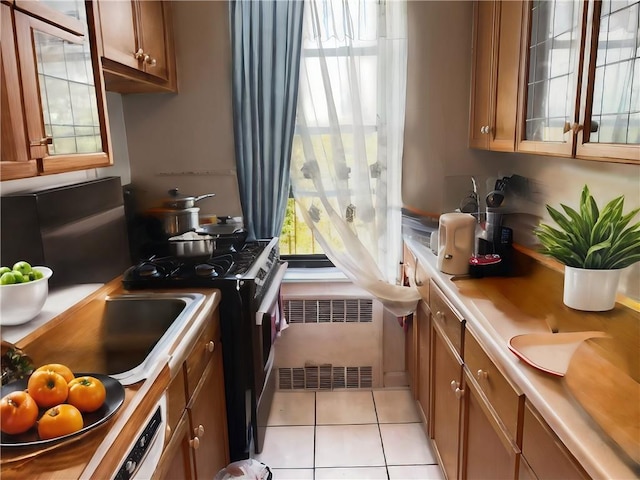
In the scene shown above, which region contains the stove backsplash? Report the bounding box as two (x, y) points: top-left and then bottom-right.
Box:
(1, 177), (132, 287)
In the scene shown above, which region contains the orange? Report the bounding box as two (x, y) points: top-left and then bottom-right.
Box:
(27, 370), (68, 408)
(67, 376), (106, 413)
(37, 404), (83, 440)
(0, 390), (39, 435)
(35, 363), (75, 383)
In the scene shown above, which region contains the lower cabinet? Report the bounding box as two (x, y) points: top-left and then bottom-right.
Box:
(416, 299), (431, 425)
(461, 370), (520, 480)
(154, 309), (229, 480)
(520, 400), (589, 480)
(431, 322), (464, 480)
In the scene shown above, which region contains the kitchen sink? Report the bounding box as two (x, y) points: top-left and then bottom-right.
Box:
(101, 293), (205, 385)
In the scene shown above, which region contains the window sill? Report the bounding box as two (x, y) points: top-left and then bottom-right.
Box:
(283, 267), (350, 283)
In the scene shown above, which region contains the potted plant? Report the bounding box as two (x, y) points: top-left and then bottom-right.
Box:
(534, 185), (640, 311)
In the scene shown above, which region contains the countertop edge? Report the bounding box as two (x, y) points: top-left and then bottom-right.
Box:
(404, 234), (637, 480)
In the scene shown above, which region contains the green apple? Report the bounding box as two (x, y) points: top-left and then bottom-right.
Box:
(0, 267), (10, 275)
(0, 272), (16, 285)
(32, 269), (44, 280)
(12, 261), (32, 276)
(11, 271), (25, 283)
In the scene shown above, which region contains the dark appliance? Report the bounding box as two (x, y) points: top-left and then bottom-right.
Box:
(0, 177), (131, 287)
(122, 237), (287, 461)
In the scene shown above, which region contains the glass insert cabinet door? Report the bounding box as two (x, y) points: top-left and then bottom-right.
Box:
(577, 0), (640, 162)
(13, 0), (111, 173)
(518, 0), (584, 157)
(518, 0), (640, 163)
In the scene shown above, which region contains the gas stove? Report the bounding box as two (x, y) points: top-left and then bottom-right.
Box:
(122, 238), (279, 293)
(121, 237), (286, 462)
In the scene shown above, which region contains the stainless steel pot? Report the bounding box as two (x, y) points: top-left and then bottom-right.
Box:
(162, 188), (216, 209)
(168, 232), (218, 257)
(148, 207), (200, 237)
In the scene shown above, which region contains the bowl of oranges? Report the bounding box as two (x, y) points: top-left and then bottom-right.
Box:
(0, 363), (124, 446)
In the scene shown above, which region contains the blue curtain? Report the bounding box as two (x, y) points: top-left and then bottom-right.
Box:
(229, 0), (305, 241)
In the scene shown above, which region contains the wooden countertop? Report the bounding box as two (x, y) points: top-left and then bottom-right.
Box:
(404, 236), (640, 479)
(0, 278), (221, 479)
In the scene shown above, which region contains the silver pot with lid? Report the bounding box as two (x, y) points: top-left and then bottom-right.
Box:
(162, 188), (216, 209)
(147, 188), (216, 236)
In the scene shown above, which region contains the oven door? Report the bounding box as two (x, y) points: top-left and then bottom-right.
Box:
(254, 261), (287, 454)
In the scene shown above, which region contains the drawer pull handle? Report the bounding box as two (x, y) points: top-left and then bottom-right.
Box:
(436, 311), (444, 321)
(190, 436), (200, 450)
(207, 341), (215, 352)
(477, 369), (488, 380)
(450, 380), (465, 399)
(194, 424), (205, 437)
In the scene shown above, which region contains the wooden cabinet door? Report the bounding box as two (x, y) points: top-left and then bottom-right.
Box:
(469, 1), (522, 152)
(96, 0), (139, 70)
(416, 299), (431, 426)
(431, 323), (463, 480)
(188, 343), (230, 479)
(138, 0), (172, 82)
(153, 410), (195, 480)
(12, 4), (111, 175)
(1, 4), (37, 179)
(574, 0), (640, 163)
(521, 400), (589, 480)
(517, 0), (585, 157)
(461, 371), (519, 480)
(489, 0), (523, 152)
(469, 0), (495, 150)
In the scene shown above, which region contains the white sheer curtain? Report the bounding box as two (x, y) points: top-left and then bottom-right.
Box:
(290, 0), (420, 316)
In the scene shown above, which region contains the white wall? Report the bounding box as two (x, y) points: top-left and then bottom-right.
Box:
(119, 0), (241, 218)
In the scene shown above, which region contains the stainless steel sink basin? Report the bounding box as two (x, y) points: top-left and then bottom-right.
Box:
(101, 293), (205, 385)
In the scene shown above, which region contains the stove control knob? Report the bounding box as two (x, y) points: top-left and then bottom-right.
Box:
(126, 460), (137, 474)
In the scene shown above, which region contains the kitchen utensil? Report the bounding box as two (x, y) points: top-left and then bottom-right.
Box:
(485, 190), (505, 208)
(146, 206), (200, 237)
(564, 336), (640, 464)
(437, 213), (476, 275)
(168, 231), (217, 257)
(162, 188), (216, 209)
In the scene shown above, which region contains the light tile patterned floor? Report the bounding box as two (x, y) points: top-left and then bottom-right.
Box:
(253, 388), (444, 480)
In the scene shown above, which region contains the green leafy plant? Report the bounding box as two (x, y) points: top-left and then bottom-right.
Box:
(534, 185), (640, 269)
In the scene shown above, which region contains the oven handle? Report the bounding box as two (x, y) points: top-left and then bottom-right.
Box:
(256, 262), (288, 326)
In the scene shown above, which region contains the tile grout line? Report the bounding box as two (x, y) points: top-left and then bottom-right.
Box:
(370, 390), (392, 480)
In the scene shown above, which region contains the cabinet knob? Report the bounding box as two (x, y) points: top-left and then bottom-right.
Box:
(134, 48), (146, 60)
(436, 311), (444, 321)
(194, 424), (205, 437)
(207, 340), (215, 353)
(454, 387), (465, 399)
(145, 55), (157, 67)
(477, 369), (488, 380)
(190, 436), (200, 450)
(450, 380), (459, 391)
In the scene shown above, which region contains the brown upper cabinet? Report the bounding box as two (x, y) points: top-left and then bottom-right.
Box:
(517, 0), (640, 164)
(96, 0), (177, 93)
(469, 0), (524, 151)
(1, 0), (112, 181)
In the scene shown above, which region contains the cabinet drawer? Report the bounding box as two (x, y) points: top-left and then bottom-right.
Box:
(429, 280), (464, 358)
(464, 331), (522, 441)
(185, 312), (219, 400)
(521, 400), (589, 480)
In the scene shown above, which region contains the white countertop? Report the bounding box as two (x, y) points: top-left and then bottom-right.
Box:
(403, 233), (637, 480)
(1, 284), (104, 344)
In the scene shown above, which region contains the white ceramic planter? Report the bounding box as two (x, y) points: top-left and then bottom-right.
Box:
(563, 266), (621, 311)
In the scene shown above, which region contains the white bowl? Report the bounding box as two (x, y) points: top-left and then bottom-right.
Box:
(0, 266), (53, 326)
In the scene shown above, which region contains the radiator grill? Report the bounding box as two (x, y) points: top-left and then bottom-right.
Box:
(278, 365), (373, 390)
(283, 299), (373, 323)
